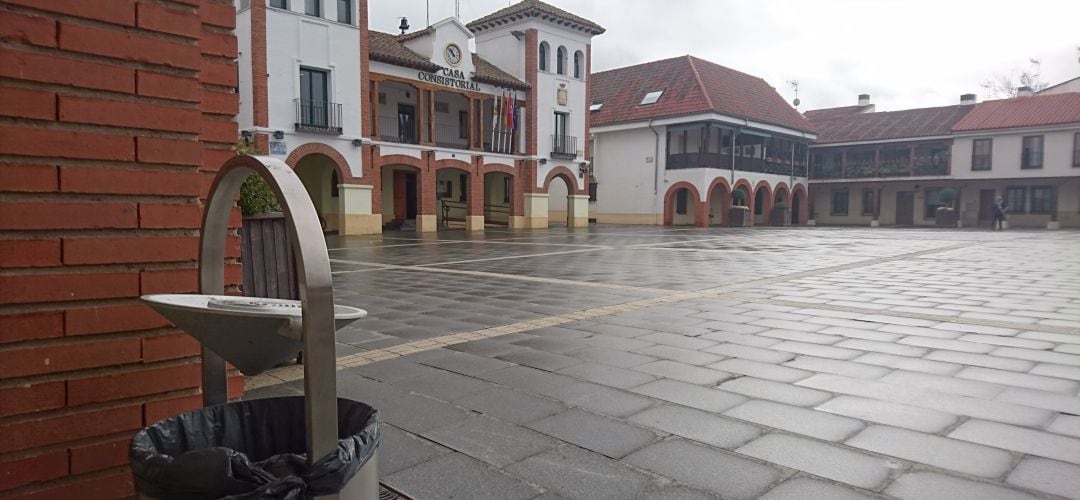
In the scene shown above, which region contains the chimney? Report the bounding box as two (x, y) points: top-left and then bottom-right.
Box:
(857, 94), (871, 106)
(960, 93), (977, 105)
(1016, 86), (1033, 97)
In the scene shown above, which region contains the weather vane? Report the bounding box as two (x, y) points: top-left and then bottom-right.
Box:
(788, 80), (800, 108)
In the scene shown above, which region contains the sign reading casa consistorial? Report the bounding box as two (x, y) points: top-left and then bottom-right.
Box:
(417, 67), (481, 91)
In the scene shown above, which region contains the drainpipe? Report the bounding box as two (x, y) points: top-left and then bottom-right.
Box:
(648, 118), (660, 220)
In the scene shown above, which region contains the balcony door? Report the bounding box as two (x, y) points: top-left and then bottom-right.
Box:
(299, 67), (328, 128)
(553, 111), (570, 155)
(397, 104), (417, 144)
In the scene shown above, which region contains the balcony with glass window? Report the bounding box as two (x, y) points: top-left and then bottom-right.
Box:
(294, 99), (343, 135)
(810, 142), (950, 180)
(551, 134), (577, 159)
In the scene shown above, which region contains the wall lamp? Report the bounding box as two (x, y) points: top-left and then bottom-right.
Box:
(273, 130), (285, 140)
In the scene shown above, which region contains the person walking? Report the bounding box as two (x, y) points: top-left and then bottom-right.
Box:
(991, 196), (1007, 231)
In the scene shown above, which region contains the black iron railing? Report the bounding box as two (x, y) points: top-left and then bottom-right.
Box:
(551, 134), (577, 159)
(378, 116), (418, 144)
(294, 99), (342, 135)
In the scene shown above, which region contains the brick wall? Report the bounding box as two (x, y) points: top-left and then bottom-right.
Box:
(0, 0), (241, 496)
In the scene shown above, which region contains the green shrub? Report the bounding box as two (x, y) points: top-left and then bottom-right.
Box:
(731, 189), (748, 205)
(938, 187), (957, 206)
(773, 201), (790, 210)
(232, 138), (281, 216)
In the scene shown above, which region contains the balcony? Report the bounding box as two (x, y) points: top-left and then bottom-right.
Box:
(551, 134), (577, 159)
(379, 116), (418, 145)
(810, 142), (950, 180)
(294, 99), (342, 135)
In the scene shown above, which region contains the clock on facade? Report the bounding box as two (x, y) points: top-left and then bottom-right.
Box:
(445, 43), (462, 66)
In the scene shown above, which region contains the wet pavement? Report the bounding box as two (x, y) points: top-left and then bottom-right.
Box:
(247, 225), (1080, 500)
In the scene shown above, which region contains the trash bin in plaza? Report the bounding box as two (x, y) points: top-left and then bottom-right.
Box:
(132, 155), (379, 500)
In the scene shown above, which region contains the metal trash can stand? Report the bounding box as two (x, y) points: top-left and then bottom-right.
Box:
(130, 397), (379, 499)
(134, 155), (379, 500)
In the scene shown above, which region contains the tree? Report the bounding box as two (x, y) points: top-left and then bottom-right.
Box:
(981, 59), (1048, 98)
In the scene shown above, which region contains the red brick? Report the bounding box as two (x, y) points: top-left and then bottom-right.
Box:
(201, 147), (238, 172)
(0, 164), (58, 192)
(64, 303), (170, 336)
(0, 312), (64, 344)
(63, 236), (199, 265)
(139, 203), (204, 229)
(0, 125), (135, 161)
(0, 239), (61, 268)
(0, 10), (57, 48)
(0, 451), (68, 491)
(144, 393), (201, 423)
(0, 382), (65, 418)
(140, 268), (198, 294)
(199, 29), (237, 57)
(0, 337), (141, 379)
(0, 50), (135, 93)
(0, 201), (137, 230)
(200, 57), (237, 87)
(137, 2), (201, 38)
(200, 88), (239, 115)
(0, 86), (55, 120)
(136, 136), (203, 165)
(200, 0), (237, 29)
(60, 166), (202, 196)
(5, 0), (136, 26)
(11, 469), (134, 500)
(1, 271), (139, 304)
(59, 95), (201, 133)
(201, 116), (238, 144)
(68, 363), (202, 406)
(229, 374), (245, 399)
(136, 70), (199, 102)
(70, 438), (130, 475)
(59, 23), (200, 70)
(142, 332), (201, 362)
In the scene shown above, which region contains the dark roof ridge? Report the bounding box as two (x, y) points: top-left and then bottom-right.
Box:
(685, 56), (714, 110)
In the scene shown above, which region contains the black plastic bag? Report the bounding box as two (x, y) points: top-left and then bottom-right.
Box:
(130, 396), (379, 499)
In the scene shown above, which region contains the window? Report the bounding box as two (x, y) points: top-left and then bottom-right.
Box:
(538, 42), (549, 71)
(299, 67), (328, 127)
(330, 170), (339, 198)
(459, 174), (467, 202)
(675, 189), (688, 214)
(1005, 186), (1026, 213)
(924, 188), (944, 220)
(270, 0), (287, 8)
(589, 181), (598, 202)
(1021, 136), (1043, 169)
(336, 0), (350, 23)
(831, 190), (848, 215)
(640, 90), (663, 106)
(553, 111), (568, 137)
(305, 0), (320, 16)
(971, 138), (992, 171)
(503, 177), (511, 203)
(573, 50), (584, 78)
(1073, 132), (1080, 167)
(589, 101), (603, 111)
(556, 46), (567, 75)
(1030, 186), (1053, 213)
(861, 189), (874, 216)
(458, 111), (468, 139)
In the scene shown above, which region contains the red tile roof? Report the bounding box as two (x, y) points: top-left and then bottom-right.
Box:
(590, 55), (815, 134)
(809, 105), (974, 144)
(467, 0), (604, 35)
(804, 104), (875, 122)
(951, 93), (1080, 132)
(368, 31), (528, 90)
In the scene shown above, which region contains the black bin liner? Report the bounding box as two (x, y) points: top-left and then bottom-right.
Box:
(130, 396), (379, 500)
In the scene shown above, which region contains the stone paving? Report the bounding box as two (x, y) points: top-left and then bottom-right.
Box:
(247, 225), (1080, 500)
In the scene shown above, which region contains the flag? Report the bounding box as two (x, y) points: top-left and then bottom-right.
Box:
(505, 91), (513, 126)
(511, 94), (518, 131)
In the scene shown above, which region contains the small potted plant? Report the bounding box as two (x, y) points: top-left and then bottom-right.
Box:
(770, 201), (790, 227)
(935, 187), (958, 228)
(728, 190), (751, 227)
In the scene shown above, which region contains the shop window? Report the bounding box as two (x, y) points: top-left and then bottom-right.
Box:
(1006, 186), (1026, 213)
(1030, 186), (1052, 213)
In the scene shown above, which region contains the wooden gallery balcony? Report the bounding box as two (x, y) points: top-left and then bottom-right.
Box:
(811, 142), (951, 180)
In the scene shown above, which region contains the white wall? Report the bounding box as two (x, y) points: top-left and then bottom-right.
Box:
(952, 127), (1080, 180)
(236, 6), (253, 129)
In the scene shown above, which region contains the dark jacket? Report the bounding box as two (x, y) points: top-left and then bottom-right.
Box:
(992, 201), (1007, 217)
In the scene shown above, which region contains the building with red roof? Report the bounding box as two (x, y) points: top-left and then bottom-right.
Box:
(588, 55), (817, 227)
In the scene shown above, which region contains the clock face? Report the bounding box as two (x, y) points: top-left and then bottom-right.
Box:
(445, 43), (462, 66)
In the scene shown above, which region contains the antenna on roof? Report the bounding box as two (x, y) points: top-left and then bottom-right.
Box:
(787, 80), (800, 108)
(426, 0), (430, 26)
(455, 0), (461, 19)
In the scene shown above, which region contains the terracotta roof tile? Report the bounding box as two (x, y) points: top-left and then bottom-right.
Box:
(466, 0), (604, 35)
(368, 31), (528, 90)
(804, 104), (874, 122)
(590, 55), (815, 134)
(809, 105), (974, 144)
(951, 93), (1080, 131)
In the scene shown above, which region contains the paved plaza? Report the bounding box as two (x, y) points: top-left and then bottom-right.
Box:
(247, 226), (1080, 500)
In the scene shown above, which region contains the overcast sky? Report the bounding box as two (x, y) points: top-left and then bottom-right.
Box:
(370, 0), (1080, 112)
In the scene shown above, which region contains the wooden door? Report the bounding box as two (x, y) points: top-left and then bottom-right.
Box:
(896, 191), (915, 226)
(978, 189), (995, 224)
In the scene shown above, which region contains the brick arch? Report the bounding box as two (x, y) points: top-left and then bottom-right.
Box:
(731, 179), (753, 206)
(434, 158), (473, 173)
(706, 177), (731, 226)
(285, 142), (352, 182)
(773, 182), (791, 203)
(791, 183), (808, 225)
(663, 181), (704, 226)
(542, 166), (580, 194)
(378, 154), (424, 170)
(481, 163), (515, 176)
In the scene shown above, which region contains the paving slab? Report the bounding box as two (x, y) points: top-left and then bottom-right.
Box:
(628, 404), (762, 449)
(949, 419), (1080, 465)
(1006, 456), (1080, 500)
(724, 399), (864, 441)
(545, 381), (656, 417)
(526, 408), (658, 459)
(635, 360), (731, 385)
(884, 471), (1040, 500)
(422, 415), (559, 468)
(378, 425), (452, 476)
(845, 425), (1013, 478)
(718, 376), (832, 407)
(625, 438), (788, 499)
(557, 362), (657, 389)
(504, 445), (658, 500)
(736, 433), (898, 490)
(707, 358), (813, 383)
(815, 395), (958, 433)
(385, 452), (541, 500)
(452, 386), (568, 424)
(759, 477), (880, 500)
(629, 379), (747, 413)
